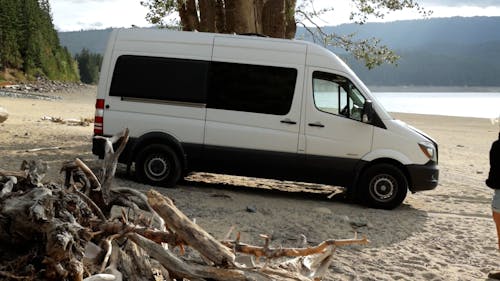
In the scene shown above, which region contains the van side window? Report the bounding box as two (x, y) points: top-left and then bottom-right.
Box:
(312, 71), (366, 121)
(208, 62), (297, 115)
(110, 55), (209, 104)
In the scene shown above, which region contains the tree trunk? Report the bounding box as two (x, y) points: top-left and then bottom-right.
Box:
(284, 0), (297, 39)
(215, 0), (227, 33)
(262, 0), (286, 38)
(253, 0), (265, 34)
(199, 0), (216, 32)
(226, 0), (257, 34)
(177, 0), (199, 31)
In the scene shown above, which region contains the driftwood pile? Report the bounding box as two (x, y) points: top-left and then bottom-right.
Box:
(0, 129), (368, 281)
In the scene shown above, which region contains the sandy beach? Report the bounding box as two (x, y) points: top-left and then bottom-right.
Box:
(0, 86), (499, 280)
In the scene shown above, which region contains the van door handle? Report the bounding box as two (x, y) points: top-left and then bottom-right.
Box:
(280, 118), (297, 125)
(308, 122), (325, 128)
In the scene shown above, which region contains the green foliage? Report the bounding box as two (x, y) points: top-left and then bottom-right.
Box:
(0, 0), (79, 81)
(294, 0), (430, 69)
(75, 48), (103, 84)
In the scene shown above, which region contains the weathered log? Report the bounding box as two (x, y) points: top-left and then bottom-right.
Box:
(147, 189), (236, 266)
(21, 160), (47, 187)
(0, 176), (17, 197)
(129, 233), (312, 281)
(75, 158), (101, 191)
(110, 187), (165, 230)
(70, 186), (107, 222)
(0, 169), (27, 178)
(99, 221), (179, 245)
(94, 129), (129, 204)
(222, 235), (369, 259)
(0, 185), (95, 280)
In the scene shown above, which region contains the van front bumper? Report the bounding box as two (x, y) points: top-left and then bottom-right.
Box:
(407, 161), (439, 192)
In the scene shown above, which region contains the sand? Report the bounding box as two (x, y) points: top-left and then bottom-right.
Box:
(0, 86), (499, 280)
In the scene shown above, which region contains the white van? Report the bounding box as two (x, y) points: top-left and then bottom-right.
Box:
(92, 28), (439, 209)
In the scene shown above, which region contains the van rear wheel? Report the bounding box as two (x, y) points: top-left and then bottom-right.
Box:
(358, 164), (408, 209)
(135, 144), (181, 187)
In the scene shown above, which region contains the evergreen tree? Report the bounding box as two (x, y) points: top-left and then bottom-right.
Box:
(75, 48), (103, 84)
(0, 0), (79, 81)
(0, 0), (23, 69)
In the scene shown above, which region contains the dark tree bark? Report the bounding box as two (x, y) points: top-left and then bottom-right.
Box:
(177, 0), (199, 31)
(226, 0), (256, 34)
(262, 0), (286, 38)
(215, 0), (227, 33)
(199, 0), (216, 32)
(284, 0), (297, 38)
(174, 0), (295, 38)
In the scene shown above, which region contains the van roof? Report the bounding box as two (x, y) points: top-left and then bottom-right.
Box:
(110, 28), (371, 102)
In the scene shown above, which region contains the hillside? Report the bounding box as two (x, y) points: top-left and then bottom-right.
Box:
(318, 17), (500, 87)
(0, 0), (79, 81)
(58, 29), (113, 56)
(58, 17), (500, 87)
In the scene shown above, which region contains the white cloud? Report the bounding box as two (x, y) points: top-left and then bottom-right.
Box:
(49, 0), (500, 31)
(421, 0), (500, 7)
(49, 0), (151, 31)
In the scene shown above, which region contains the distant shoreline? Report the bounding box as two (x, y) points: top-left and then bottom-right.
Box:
(369, 85), (500, 92)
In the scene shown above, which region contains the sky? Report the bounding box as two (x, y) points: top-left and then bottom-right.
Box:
(49, 0), (500, 32)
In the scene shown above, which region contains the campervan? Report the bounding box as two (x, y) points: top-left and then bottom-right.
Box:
(92, 29), (439, 209)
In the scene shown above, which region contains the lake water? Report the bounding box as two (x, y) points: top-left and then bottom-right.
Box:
(372, 92), (500, 119)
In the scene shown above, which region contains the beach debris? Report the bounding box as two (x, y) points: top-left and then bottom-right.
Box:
(41, 115), (93, 126)
(246, 205), (257, 213)
(25, 146), (61, 152)
(350, 221), (368, 228)
(0, 107), (8, 123)
(0, 128), (368, 281)
(210, 192), (231, 198)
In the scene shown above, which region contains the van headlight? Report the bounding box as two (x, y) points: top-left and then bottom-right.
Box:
(418, 142), (437, 162)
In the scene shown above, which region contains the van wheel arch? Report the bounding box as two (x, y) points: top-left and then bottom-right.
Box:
(354, 159), (410, 209)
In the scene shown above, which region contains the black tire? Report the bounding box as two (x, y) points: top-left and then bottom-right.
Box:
(357, 164), (408, 210)
(135, 144), (181, 187)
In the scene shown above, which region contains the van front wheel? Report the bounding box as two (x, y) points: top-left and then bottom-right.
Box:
(135, 144), (181, 187)
(358, 164), (408, 209)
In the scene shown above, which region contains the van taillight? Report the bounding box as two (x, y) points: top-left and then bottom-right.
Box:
(94, 99), (105, 135)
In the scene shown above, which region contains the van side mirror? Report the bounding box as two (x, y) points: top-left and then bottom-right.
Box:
(362, 100), (373, 123)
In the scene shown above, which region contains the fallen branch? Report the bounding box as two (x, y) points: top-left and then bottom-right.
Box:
(94, 128), (129, 204)
(75, 158), (101, 191)
(222, 234), (369, 259)
(0, 168), (27, 178)
(25, 146), (61, 152)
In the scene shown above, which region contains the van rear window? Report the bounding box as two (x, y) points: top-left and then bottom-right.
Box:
(110, 55), (208, 104)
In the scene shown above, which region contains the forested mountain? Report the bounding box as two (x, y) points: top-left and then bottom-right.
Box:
(314, 17), (500, 87)
(59, 29), (113, 56)
(0, 0), (79, 81)
(58, 17), (500, 87)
